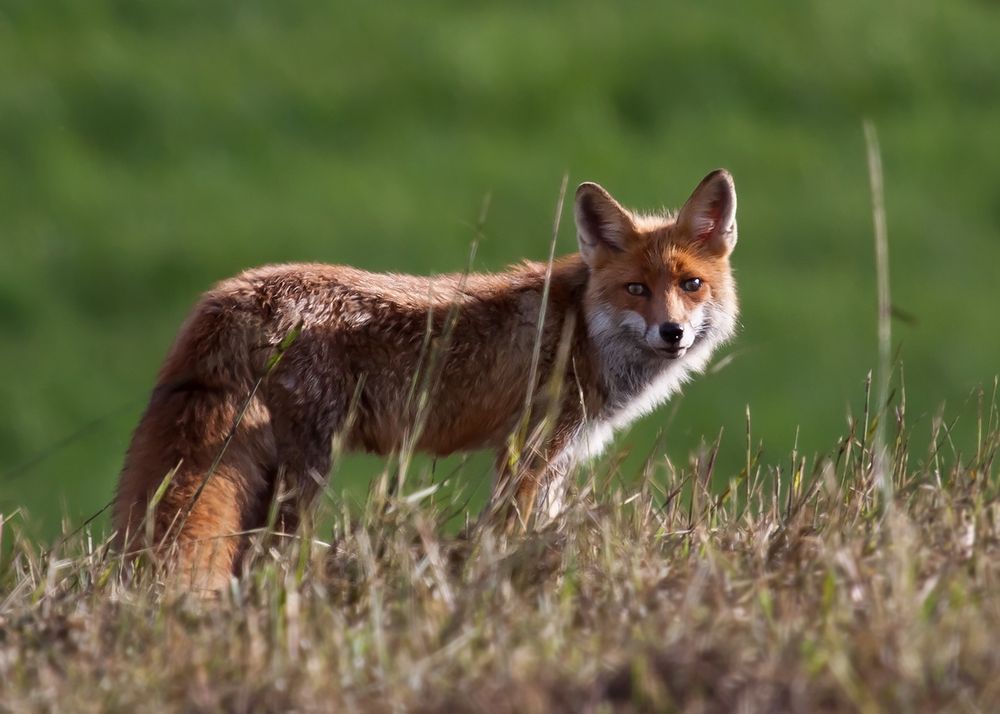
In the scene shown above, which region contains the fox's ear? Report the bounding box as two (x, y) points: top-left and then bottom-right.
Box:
(676, 169), (737, 255)
(575, 182), (635, 266)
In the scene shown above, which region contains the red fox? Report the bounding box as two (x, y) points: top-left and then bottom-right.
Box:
(114, 170), (740, 589)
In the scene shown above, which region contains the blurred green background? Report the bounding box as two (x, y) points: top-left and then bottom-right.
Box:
(2, 0), (998, 538)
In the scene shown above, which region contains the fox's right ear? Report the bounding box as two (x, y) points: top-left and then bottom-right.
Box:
(575, 182), (635, 267)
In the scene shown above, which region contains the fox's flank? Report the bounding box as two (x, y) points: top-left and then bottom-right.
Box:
(113, 170), (740, 589)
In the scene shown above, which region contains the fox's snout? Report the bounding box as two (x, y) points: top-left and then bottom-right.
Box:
(609, 309), (703, 356)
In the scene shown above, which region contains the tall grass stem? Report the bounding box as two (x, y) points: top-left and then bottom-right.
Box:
(864, 120), (892, 503)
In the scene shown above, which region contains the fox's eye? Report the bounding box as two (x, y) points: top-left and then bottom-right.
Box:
(680, 278), (703, 293)
(626, 283), (649, 297)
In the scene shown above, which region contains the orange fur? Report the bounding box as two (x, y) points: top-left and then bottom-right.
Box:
(113, 170), (741, 589)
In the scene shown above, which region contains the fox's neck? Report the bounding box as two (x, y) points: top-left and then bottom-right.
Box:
(594, 339), (671, 406)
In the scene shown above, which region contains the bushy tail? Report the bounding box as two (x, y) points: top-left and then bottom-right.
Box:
(113, 291), (277, 590)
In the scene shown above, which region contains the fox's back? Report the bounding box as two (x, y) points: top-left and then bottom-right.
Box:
(183, 259), (591, 455)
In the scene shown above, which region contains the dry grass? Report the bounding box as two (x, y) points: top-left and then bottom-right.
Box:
(2, 379), (1000, 714)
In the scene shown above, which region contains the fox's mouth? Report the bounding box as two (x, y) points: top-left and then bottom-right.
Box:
(657, 345), (688, 359)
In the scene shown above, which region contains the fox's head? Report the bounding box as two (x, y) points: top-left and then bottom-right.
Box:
(575, 169), (739, 365)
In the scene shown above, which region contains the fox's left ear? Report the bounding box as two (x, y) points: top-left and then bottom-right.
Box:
(676, 169), (737, 256)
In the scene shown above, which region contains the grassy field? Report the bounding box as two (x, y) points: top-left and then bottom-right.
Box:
(1, 1), (999, 537)
(1, 3), (1000, 707)
(2, 387), (999, 712)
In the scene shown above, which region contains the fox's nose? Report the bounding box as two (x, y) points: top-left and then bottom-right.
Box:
(659, 322), (684, 345)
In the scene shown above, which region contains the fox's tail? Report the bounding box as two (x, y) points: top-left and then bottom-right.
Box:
(113, 290), (277, 590)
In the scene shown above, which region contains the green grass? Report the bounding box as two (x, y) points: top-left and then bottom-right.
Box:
(1, 0), (999, 536)
(2, 384), (999, 712)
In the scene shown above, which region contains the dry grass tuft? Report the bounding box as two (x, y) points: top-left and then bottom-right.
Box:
(2, 380), (1000, 713)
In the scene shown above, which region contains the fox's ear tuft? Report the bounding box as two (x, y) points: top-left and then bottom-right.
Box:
(677, 169), (737, 255)
(575, 182), (634, 266)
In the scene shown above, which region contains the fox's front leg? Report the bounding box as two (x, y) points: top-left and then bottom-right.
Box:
(489, 426), (576, 532)
(514, 458), (572, 528)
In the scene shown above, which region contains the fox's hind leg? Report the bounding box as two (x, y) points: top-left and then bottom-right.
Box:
(262, 353), (350, 538)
